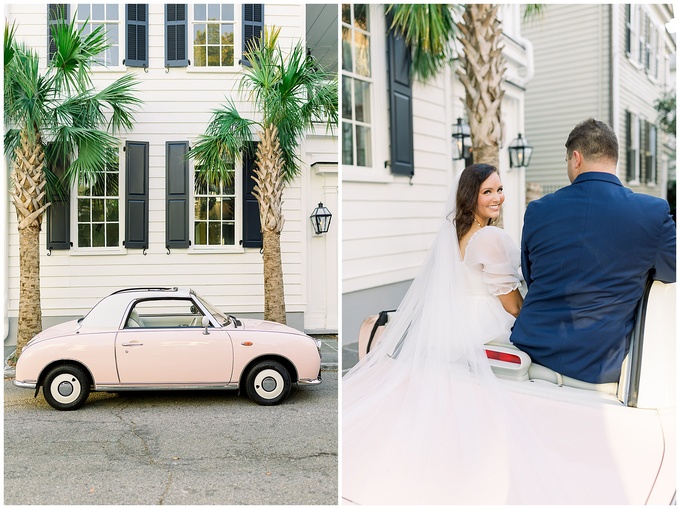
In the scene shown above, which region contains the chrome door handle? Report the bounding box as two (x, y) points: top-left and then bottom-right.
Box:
(121, 342), (143, 347)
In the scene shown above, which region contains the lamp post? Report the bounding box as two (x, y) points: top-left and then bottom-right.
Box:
(508, 133), (534, 168)
(310, 202), (332, 235)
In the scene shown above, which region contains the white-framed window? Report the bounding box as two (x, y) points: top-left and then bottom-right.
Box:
(342, 4), (373, 168)
(76, 3), (121, 67)
(76, 149), (121, 248)
(192, 4), (236, 67)
(193, 164), (237, 247)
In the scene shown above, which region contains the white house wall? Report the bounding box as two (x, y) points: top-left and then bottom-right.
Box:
(4, 3), (337, 343)
(522, 4), (612, 192)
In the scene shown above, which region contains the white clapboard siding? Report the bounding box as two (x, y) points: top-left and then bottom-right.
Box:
(5, 3), (319, 322)
(342, 68), (453, 294)
(522, 4), (611, 192)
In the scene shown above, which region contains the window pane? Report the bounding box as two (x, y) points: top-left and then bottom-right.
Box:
(222, 223), (235, 245)
(342, 122), (354, 165)
(207, 46), (220, 66)
(354, 32), (371, 77)
(92, 223), (105, 247)
(208, 222), (221, 245)
(356, 125), (372, 167)
(106, 222), (119, 247)
(195, 197), (208, 220)
(208, 4), (220, 21)
(105, 199), (118, 221)
(354, 79), (371, 123)
(105, 172), (118, 195)
(207, 24), (220, 44)
(222, 4), (234, 20)
(78, 199), (91, 222)
(208, 198), (220, 220)
(342, 76), (353, 119)
(221, 24), (234, 44)
(194, 46), (207, 67)
(194, 4), (206, 21)
(107, 23), (118, 44)
(195, 24), (207, 44)
(78, 224), (91, 247)
(195, 222), (207, 244)
(224, 175), (235, 195)
(354, 4), (369, 31)
(221, 46), (233, 66)
(92, 4), (105, 20)
(92, 199), (105, 222)
(222, 198), (234, 220)
(342, 4), (350, 25)
(77, 4), (90, 20)
(106, 3), (118, 20)
(341, 27), (352, 72)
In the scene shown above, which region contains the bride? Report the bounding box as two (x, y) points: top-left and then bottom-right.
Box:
(342, 164), (569, 504)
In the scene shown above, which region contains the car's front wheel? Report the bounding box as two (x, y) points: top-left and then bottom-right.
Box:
(43, 365), (91, 411)
(244, 360), (291, 405)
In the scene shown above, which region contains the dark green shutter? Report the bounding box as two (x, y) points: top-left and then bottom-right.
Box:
(126, 4), (148, 67)
(47, 4), (69, 61)
(165, 4), (188, 67)
(387, 25), (414, 177)
(242, 143), (262, 248)
(125, 141), (149, 249)
(166, 141), (190, 249)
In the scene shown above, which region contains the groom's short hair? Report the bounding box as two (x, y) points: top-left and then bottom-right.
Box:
(565, 118), (618, 164)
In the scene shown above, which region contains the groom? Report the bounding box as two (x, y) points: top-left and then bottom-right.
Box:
(510, 118), (676, 384)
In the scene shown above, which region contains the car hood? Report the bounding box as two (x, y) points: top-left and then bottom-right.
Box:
(236, 318), (308, 337)
(25, 319), (82, 347)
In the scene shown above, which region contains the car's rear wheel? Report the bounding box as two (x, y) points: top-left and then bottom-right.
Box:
(43, 365), (90, 411)
(244, 360), (291, 405)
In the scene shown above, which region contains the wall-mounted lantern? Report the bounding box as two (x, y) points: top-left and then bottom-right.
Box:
(310, 202), (332, 235)
(451, 117), (471, 161)
(508, 133), (534, 168)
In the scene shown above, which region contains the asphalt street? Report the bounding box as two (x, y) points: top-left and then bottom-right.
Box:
(4, 340), (338, 506)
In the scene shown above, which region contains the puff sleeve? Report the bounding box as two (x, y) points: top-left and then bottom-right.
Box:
(464, 227), (521, 296)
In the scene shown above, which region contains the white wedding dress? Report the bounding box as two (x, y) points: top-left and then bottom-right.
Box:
(342, 181), (569, 505)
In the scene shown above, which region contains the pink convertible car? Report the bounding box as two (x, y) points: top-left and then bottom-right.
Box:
(14, 287), (322, 410)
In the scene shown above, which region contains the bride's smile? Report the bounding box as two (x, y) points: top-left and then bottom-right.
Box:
(475, 172), (505, 224)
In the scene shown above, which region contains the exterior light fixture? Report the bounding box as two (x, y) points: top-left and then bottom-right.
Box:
(451, 117), (471, 161)
(310, 202), (332, 235)
(508, 133), (534, 168)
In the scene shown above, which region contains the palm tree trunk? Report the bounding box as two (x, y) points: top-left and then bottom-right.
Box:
(456, 4), (506, 170)
(252, 125), (287, 324)
(11, 129), (48, 360)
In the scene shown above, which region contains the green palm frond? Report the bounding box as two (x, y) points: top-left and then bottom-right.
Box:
(188, 100), (257, 188)
(386, 4), (461, 82)
(49, 13), (108, 94)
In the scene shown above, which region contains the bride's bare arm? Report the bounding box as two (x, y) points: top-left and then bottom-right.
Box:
(498, 289), (523, 318)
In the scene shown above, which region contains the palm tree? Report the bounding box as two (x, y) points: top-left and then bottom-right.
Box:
(188, 26), (338, 325)
(389, 4), (540, 171)
(4, 15), (141, 362)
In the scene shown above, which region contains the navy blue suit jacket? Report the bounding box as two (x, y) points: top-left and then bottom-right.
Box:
(510, 172), (676, 383)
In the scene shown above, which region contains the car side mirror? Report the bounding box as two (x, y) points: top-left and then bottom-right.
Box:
(202, 316), (210, 335)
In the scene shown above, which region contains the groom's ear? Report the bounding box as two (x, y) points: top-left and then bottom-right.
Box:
(571, 150), (584, 168)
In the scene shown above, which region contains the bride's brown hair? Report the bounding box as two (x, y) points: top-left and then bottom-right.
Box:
(454, 164), (499, 240)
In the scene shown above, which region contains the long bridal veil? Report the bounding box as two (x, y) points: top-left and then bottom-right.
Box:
(342, 177), (571, 505)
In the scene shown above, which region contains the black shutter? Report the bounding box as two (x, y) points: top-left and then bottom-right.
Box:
(126, 4), (148, 67)
(242, 4), (264, 58)
(242, 143), (262, 248)
(165, 4), (188, 67)
(47, 201), (70, 250)
(625, 111), (635, 182)
(125, 141), (149, 249)
(387, 25), (414, 177)
(166, 141), (190, 249)
(47, 4), (69, 61)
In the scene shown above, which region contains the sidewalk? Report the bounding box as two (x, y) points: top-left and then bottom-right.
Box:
(4, 336), (338, 379)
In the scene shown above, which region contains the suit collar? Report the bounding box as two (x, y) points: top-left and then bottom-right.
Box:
(573, 171), (622, 187)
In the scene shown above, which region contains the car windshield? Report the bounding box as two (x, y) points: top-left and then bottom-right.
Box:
(194, 293), (230, 326)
